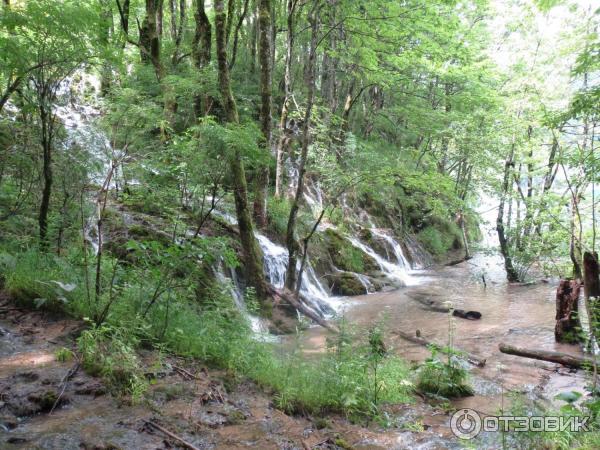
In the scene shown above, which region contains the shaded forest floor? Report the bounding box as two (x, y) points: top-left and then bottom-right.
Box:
(0, 294), (457, 450)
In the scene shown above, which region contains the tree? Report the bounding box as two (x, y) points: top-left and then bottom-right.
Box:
(214, 0), (267, 302)
(252, 0), (272, 228)
(1, 1), (100, 249)
(285, 0), (321, 292)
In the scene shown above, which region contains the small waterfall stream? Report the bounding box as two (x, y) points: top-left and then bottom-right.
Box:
(346, 235), (415, 286)
(214, 211), (343, 316)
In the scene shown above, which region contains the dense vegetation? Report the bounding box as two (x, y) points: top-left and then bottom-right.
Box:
(1, 0), (600, 446)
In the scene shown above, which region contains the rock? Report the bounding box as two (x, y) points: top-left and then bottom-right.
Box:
(74, 381), (107, 397)
(323, 229), (379, 273)
(0, 414), (18, 430)
(330, 273), (368, 296)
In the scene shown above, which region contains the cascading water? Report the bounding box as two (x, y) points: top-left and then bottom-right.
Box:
(213, 263), (271, 336)
(346, 235), (416, 287)
(370, 228), (411, 269)
(214, 211), (342, 316)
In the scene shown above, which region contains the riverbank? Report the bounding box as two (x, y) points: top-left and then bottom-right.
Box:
(0, 293), (459, 449)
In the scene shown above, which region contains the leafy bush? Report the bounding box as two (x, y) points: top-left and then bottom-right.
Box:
(1, 249), (85, 311)
(416, 220), (462, 258)
(78, 324), (148, 402)
(267, 196), (292, 235)
(416, 346), (473, 398)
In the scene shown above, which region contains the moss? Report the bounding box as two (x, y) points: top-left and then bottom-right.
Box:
(330, 273), (368, 296)
(324, 229), (378, 273)
(334, 437), (354, 450)
(416, 218), (463, 259)
(28, 390), (59, 412)
(226, 409), (247, 425)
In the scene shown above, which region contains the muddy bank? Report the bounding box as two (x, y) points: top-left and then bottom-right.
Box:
(0, 295), (459, 450)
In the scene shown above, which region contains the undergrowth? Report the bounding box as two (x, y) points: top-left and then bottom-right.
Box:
(0, 243), (414, 420)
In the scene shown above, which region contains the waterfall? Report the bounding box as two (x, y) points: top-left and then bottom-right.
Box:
(346, 235), (416, 286)
(370, 228), (411, 268)
(213, 210), (343, 316)
(213, 263), (271, 336)
(54, 75), (112, 185)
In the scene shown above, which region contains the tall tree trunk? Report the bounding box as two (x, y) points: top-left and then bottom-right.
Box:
(100, 0), (113, 95)
(116, 0), (130, 47)
(437, 82), (452, 174)
(38, 100), (54, 251)
(170, 0), (186, 65)
(140, 0), (175, 123)
(253, 0), (272, 229)
(193, 0), (212, 116)
(274, 0), (296, 198)
(214, 0), (267, 302)
(156, 0), (164, 37)
(285, 0), (320, 291)
(497, 145), (520, 282)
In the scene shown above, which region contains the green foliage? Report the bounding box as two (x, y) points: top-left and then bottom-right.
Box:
(267, 196), (292, 236)
(78, 324), (148, 402)
(1, 249), (84, 311)
(416, 345), (474, 398)
(55, 347), (74, 363)
(417, 221), (462, 258)
(250, 321), (413, 419)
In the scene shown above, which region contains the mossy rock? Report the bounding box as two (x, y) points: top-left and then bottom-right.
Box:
(323, 229), (379, 274)
(329, 272), (368, 296)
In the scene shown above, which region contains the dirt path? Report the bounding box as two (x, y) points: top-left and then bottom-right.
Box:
(0, 295), (459, 449)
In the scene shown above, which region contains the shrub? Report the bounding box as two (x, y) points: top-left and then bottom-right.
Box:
(416, 346), (473, 398)
(267, 196), (292, 235)
(77, 324), (148, 402)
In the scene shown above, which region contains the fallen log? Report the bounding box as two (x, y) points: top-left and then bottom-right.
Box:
(144, 420), (200, 450)
(266, 285), (339, 333)
(499, 343), (598, 370)
(445, 256), (474, 267)
(410, 295), (482, 320)
(394, 330), (486, 367)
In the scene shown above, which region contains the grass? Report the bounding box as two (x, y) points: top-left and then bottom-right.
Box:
(0, 242), (414, 420)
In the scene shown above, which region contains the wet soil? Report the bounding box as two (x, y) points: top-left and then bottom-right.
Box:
(0, 294), (456, 450)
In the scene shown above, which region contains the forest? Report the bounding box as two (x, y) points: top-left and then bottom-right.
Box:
(0, 0), (599, 448)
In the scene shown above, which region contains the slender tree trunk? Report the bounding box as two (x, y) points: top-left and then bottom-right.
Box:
(253, 0), (272, 229)
(285, 0), (320, 291)
(214, 0), (267, 302)
(193, 0), (212, 116)
(497, 145), (520, 282)
(170, 0), (186, 65)
(274, 0), (296, 198)
(39, 102), (53, 251)
(570, 193), (583, 279)
(116, 0), (130, 48)
(156, 0), (164, 37)
(100, 0), (113, 95)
